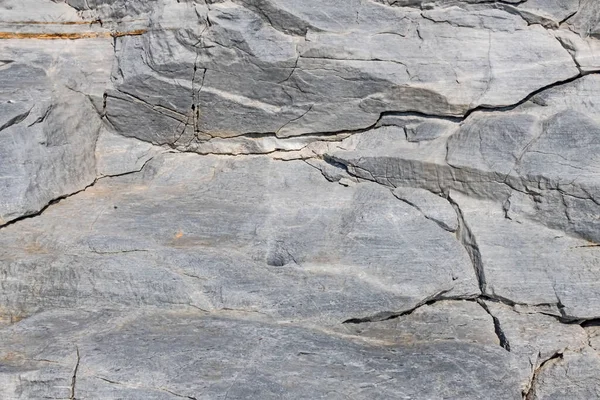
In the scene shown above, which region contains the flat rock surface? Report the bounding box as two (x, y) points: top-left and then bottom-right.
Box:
(2, 0), (600, 398)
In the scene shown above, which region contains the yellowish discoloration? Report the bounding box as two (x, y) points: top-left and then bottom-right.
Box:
(0, 310), (28, 326)
(0, 29), (146, 40)
(24, 241), (49, 255)
(5, 21), (100, 26)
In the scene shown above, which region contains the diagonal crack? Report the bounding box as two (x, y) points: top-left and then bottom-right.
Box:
(0, 155), (157, 230)
(447, 193), (487, 294)
(477, 299), (511, 352)
(463, 70), (600, 120)
(342, 289), (457, 324)
(523, 351), (564, 400)
(0, 108), (32, 133)
(70, 347), (80, 400)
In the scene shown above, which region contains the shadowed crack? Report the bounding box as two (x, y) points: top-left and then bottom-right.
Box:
(342, 289), (458, 324)
(477, 299), (511, 352)
(0, 108), (32, 133)
(447, 193), (487, 294)
(70, 347), (80, 400)
(107, 69), (600, 156)
(340, 288), (590, 353)
(463, 70), (600, 120)
(523, 351), (564, 400)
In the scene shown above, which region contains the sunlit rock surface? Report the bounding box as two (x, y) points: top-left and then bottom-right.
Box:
(1, 0), (600, 398)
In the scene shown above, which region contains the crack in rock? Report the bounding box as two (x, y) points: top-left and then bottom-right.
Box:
(70, 347), (80, 400)
(523, 351), (564, 400)
(477, 299), (511, 352)
(447, 193), (487, 294)
(0, 155), (156, 230)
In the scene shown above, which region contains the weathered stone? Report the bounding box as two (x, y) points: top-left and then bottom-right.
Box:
(94, 128), (165, 177)
(508, 0), (579, 28)
(393, 187), (458, 232)
(0, 308), (524, 400)
(2, 0), (600, 397)
(0, 154), (479, 325)
(451, 192), (600, 320)
(527, 348), (600, 399)
(342, 300), (498, 346)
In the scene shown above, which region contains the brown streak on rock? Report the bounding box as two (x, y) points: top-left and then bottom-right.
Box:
(0, 30), (146, 40)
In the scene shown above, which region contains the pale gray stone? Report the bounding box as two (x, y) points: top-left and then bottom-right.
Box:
(98, 0), (579, 145)
(484, 301), (588, 394)
(0, 309), (524, 400)
(2, 0), (600, 397)
(555, 29), (600, 72)
(329, 76), (600, 242)
(393, 187), (458, 232)
(342, 300), (499, 347)
(0, 87), (100, 225)
(0, 154), (479, 325)
(95, 127), (165, 177)
(567, 0), (600, 38)
(451, 192), (600, 320)
(527, 348), (600, 400)
(509, 0), (579, 28)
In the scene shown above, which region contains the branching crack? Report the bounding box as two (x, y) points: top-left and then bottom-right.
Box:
(342, 289), (457, 324)
(523, 351), (564, 400)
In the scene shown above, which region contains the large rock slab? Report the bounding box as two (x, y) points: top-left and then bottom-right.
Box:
(2, 0), (600, 398)
(0, 154), (479, 325)
(0, 308), (524, 400)
(101, 0), (579, 146)
(328, 75), (600, 242)
(0, 38), (113, 225)
(451, 192), (600, 320)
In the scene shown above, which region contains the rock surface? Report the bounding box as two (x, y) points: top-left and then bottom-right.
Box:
(1, 0), (600, 399)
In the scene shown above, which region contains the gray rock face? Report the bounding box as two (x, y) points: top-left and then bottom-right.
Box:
(2, 0), (600, 398)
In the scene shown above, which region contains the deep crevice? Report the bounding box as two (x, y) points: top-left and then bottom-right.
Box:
(477, 299), (511, 352)
(463, 70), (600, 120)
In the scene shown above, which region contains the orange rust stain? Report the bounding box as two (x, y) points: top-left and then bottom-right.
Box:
(0, 29), (146, 40)
(112, 29), (147, 38)
(175, 230), (184, 239)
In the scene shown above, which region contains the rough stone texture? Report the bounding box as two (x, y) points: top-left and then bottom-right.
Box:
(2, 0), (600, 398)
(392, 187), (459, 231)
